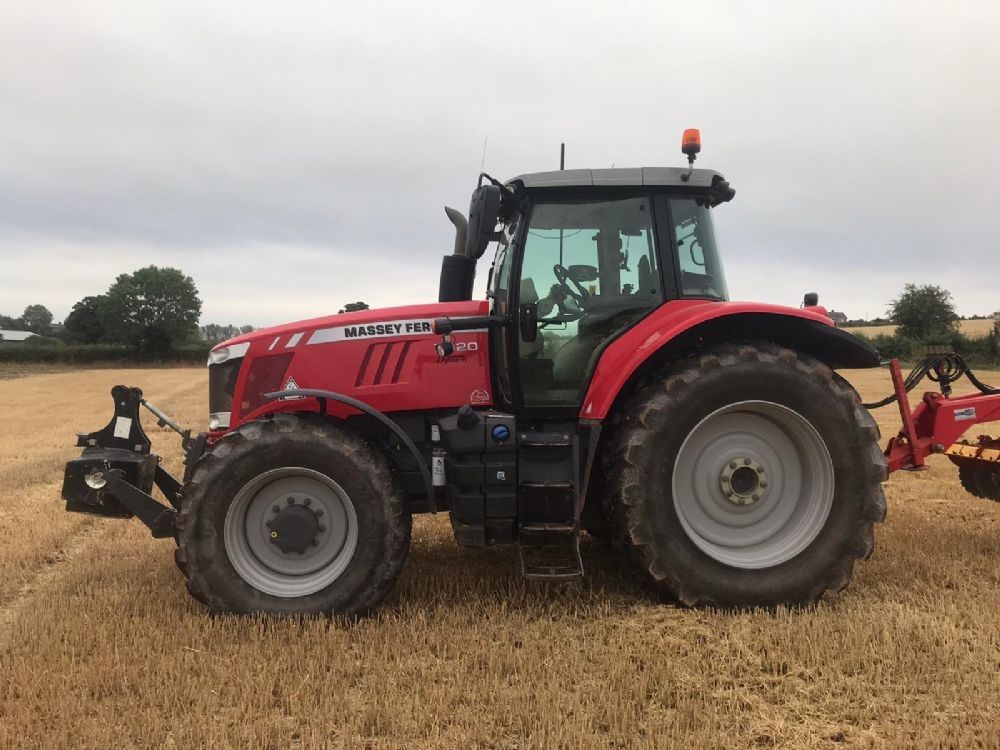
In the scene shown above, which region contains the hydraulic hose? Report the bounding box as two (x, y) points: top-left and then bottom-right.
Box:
(862, 353), (999, 409)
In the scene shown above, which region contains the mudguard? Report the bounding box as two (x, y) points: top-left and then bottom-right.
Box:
(581, 300), (881, 420)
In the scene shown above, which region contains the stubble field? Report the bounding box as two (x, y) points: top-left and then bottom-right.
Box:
(0, 366), (997, 749)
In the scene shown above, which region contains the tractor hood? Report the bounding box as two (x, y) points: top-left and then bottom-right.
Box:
(212, 300), (488, 353)
(208, 299), (494, 429)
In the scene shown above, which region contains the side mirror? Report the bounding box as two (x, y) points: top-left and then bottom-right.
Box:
(519, 303), (538, 343)
(465, 184), (502, 260)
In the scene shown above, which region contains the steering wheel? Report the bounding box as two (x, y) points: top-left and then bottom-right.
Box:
(537, 283), (584, 325)
(553, 264), (591, 305)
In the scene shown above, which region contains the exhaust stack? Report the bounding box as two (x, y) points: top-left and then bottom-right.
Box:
(445, 206), (468, 256)
(438, 207), (476, 302)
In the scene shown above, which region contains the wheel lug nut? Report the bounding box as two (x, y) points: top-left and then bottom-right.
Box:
(752, 493), (760, 501)
(311, 540), (319, 547)
(303, 498), (312, 506)
(724, 490), (733, 497)
(287, 497), (294, 505)
(729, 462), (737, 469)
(760, 481), (768, 488)
(272, 505), (280, 513)
(744, 458), (751, 465)
(315, 509), (324, 516)
(318, 525), (326, 533)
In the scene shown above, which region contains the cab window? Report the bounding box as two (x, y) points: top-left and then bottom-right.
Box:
(671, 199), (728, 301)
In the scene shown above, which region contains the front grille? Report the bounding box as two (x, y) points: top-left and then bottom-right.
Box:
(239, 353), (293, 418)
(209, 358), (242, 417)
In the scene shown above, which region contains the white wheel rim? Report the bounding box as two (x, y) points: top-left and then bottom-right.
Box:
(671, 400), (835, 569)
(223, 467), (358, 598)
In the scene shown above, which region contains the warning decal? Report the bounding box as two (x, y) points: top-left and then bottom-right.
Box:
(282, 377), (305, 400)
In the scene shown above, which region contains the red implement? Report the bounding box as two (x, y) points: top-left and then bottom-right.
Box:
(883, 358), (1000, 474)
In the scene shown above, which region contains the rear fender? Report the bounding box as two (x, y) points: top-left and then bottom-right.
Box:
(581, 302), (880, 420)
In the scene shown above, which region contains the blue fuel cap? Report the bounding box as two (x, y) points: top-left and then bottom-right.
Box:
(491, 424), (510, 443)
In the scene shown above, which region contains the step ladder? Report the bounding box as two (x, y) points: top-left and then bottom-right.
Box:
(518, 521), (584, 580)
(516, 431), (584, 580)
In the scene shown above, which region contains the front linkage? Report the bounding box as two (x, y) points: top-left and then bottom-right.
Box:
(61, 386), (207, 538)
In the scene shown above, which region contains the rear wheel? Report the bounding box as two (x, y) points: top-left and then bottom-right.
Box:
(606, 343), (887, 608)
(176, 413), (410, 616)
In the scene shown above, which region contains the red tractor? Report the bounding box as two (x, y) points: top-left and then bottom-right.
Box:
(62, 131), (1000, 615)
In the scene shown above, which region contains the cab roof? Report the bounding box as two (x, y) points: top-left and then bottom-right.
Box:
(507, 167), (723, 190)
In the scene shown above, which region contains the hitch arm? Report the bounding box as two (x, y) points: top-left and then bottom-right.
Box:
(104, 469), (177, 538)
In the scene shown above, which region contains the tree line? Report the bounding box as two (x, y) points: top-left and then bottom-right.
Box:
(2, 265), (375, 354)
(865, 283), (999, 363)
(0, 266), (253, 352)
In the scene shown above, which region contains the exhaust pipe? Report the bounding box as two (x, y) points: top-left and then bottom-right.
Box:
(444, 206), (468, 256)
(439, 207), (474, 302)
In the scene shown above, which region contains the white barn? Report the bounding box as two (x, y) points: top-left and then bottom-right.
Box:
(0, 329), (38, 343)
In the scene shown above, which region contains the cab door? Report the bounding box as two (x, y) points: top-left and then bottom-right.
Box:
(508, 193), (664, 413)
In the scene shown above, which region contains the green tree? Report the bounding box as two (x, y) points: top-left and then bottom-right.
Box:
(199, 323), (253, 343)
(20, 304), (53, 334)
(64, 296), (108, 343)
(339, 301), (370, 313)
(100, 266), (202, 354)
(887, 284), (958, 341)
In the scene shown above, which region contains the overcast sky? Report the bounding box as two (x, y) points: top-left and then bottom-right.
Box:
(1, 1), (998, 326)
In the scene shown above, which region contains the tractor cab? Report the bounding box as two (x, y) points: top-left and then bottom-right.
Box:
(438, 153), (736, 415)
(487, 168), (734, 412)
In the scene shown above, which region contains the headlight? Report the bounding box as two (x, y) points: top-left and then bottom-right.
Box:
(209, 412), (231, 430)
(208, 342), (250, 366)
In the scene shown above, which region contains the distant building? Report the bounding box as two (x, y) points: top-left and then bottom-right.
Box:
(0, 329), (38, 343)
(828, 310), (848, 327)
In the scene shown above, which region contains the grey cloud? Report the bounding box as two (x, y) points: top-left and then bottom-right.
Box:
(1, 1), (998, 323)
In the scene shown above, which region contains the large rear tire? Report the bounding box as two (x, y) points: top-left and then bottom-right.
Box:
(176, 413), (410, 616)
(606, 343), (887, 608)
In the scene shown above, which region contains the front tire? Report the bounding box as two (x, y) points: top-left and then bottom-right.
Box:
(176, 413), (410, 616)
(606, 343), (887, 608)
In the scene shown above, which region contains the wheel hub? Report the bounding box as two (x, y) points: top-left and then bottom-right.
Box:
(720, 458), (767, 505)
(267, 498), (323, 554)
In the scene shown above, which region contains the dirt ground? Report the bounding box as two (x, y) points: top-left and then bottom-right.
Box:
(0, 367), (997, 749)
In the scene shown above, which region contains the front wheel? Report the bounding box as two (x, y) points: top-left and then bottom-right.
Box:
(606, 343), (887, 608)
(176, 414), (410, 616)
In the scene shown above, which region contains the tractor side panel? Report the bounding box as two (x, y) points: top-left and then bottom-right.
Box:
(580, 300), (836, 420)
(231, 301), (493, 425)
